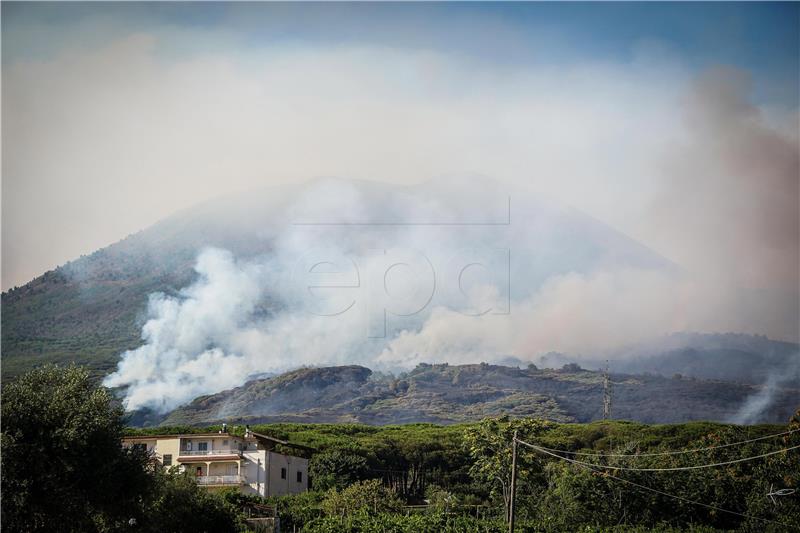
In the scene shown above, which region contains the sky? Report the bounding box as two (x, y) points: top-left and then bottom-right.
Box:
(2, 1), (799, 293)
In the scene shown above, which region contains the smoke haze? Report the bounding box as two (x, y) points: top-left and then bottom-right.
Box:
(3, 4), (797, 413)
(103, 174), (798, 412)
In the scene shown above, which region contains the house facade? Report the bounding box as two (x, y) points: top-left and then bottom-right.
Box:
(122, 430), (311, 497)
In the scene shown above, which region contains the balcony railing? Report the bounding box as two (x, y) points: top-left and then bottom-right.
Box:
(179, 449), (242, 456)
(196, 475), (244, 486)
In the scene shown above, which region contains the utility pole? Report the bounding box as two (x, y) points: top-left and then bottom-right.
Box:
(508, 430), (518, 533)
(603, 360), (612, 420)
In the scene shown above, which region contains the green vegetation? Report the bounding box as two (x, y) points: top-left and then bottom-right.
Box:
(1, 241), (198, 382)
(131, 416), (800, 532)
(4, 365), (799, 532)
(1, 365), (244, 533)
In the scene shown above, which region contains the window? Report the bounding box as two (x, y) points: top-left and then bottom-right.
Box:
(198, 442), (208, 451)
(185, 442), (192, 451)
(296, 471), (302, 483)
(163, 454), (172, 466)
(222, 440), (229, 447)
(280, 467), (287, 479)
(132, 443), (146, 452)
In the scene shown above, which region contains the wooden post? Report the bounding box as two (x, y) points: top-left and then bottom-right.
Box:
(508, 430), (518, 533)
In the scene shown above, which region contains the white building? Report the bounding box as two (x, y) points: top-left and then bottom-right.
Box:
(123, 429), (312, 497)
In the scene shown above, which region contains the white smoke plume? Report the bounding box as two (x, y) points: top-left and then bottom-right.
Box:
(103, 249), (267, 413)
(105, 162), (797, 413)
(729, 362), (800, 425)
(78, 36), (797, 414)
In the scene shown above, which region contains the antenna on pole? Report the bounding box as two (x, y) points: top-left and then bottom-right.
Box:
(508, 429), (518, 533)
(603, 360), (612, 420)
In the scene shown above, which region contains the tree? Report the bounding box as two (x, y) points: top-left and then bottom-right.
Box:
(310, 448), (369, 490)
(1, 364), (243, 533)
(463, 416), (552, 522)
(142, 469), (241, 533)
(1, 365), (154, 532)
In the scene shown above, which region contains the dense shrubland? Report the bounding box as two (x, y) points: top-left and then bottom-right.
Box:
(4, 364), (798, 532)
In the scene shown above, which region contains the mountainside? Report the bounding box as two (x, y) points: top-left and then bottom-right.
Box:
(617, 332), (800, 384)
(155, 363), (800, 427)
(536, 332), (800, 386)
(3, 178), (797, 422)
(1, 178), (675, 381)
(1, 187), (292, 380)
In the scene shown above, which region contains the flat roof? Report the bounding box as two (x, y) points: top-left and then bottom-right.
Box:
(122, 431), (315, 454)
(123, 432), (239, 440)
(251, 431), (316, 453)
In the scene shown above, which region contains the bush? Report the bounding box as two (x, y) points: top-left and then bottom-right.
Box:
(304, 512), (508, 533)
(265, 490), (325, 531)
(143, 470), (241, 533)
(322, 479), (403, 518)
(424, 485), (458, 512)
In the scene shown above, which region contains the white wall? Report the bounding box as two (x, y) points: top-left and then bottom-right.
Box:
(242, 449), (268, 497)
(266, 451), (308, 496)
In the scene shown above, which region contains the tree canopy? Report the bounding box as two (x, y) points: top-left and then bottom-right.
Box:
(1, 365), (241, 533)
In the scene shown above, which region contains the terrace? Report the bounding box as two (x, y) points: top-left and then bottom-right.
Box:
(178, 449), (242, 458)
(195, 475), (244, 486)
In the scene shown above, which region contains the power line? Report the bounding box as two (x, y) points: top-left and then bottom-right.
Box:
(535, 428), (800, 458)
(518, 440), (800, 472)
(515, 438), (797, 530)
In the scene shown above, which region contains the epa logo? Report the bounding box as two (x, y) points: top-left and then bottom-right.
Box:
(292, 247), (510, 338)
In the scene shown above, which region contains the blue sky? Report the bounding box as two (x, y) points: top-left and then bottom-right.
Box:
(3, 2), (799, 105)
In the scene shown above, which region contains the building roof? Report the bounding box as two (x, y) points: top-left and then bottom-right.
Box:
(122, 432), (240, 440)
(122, 431), (315, 454)
(251, 432), (316, 454)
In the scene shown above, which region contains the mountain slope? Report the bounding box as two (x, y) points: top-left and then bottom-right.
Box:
(1, 178), (674, 381)
(1, 186), (293, 380)
(158, 363), (800, 427)
(616, 332), (800, 384)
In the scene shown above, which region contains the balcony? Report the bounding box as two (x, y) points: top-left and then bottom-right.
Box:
(179, 449), (242, 457)
(196, 475), (244, 486)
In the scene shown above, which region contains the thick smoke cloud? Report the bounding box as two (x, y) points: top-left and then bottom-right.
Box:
(103, 250), (267, 412)
(7, 20), (794, 412)
(104, 142), (798, 413)
(646, 69), (799, 343)
(4, 29), (777, 292)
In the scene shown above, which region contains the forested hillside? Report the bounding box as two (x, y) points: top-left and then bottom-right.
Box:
(1, 189), (285, 380)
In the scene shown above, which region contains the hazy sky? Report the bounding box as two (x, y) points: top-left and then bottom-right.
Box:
(2, 1), (799, 292)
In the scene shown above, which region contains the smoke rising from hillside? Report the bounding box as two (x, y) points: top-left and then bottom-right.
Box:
(10, 20), (790, 412)
(104, 152), (798, 412)
(729, 361), (800, 425)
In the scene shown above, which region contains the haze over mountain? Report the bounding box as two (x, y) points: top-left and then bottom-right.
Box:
(3, 1), (798, 430)
(3, 177), (798, 421)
